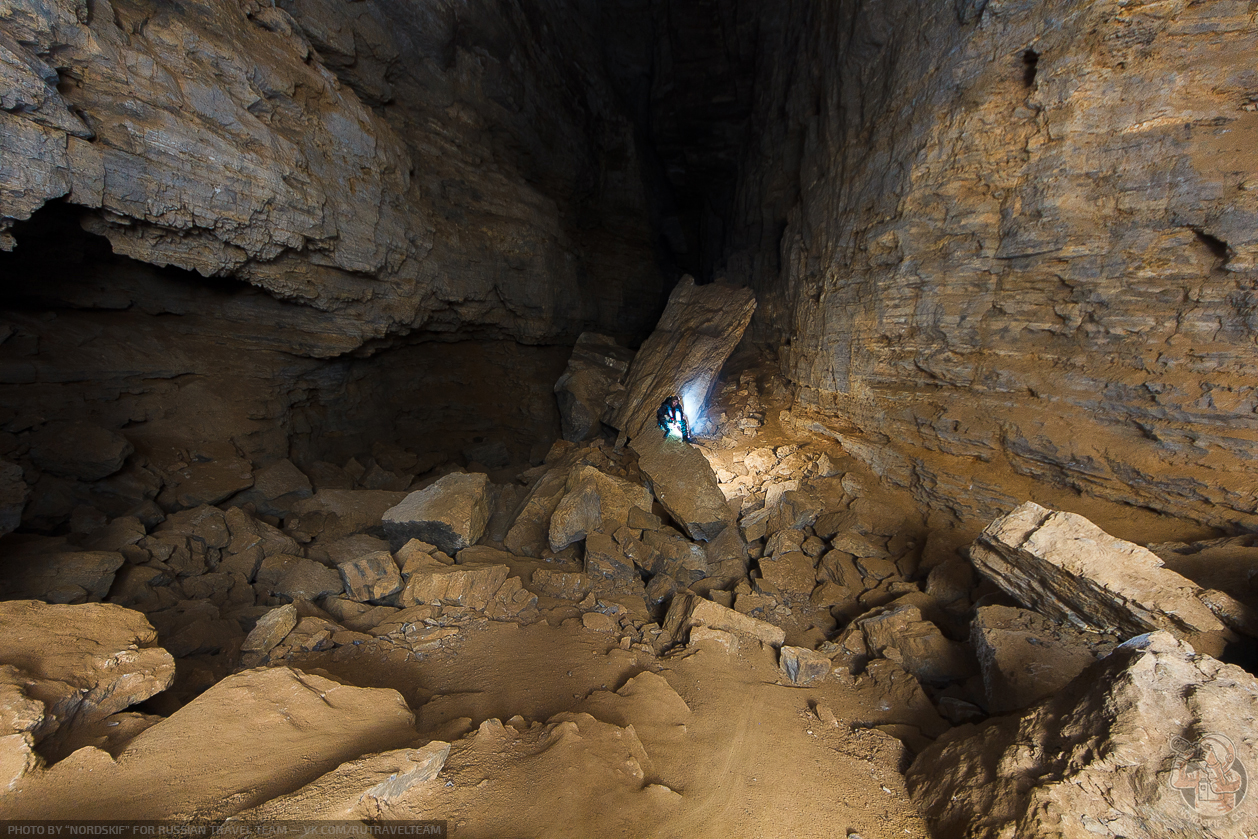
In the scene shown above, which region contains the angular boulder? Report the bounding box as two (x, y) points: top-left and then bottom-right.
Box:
(0, 601), (174, 757)
(971, 502), (1230, 652)
(632, 433), (737, 542)
(397, 558), (510, 611)
(383, 472), (490, 555)
(554, 332), (635, 442)
(907, 632), (1258, 838)
(609, 276), (756, 443)
(255, 556), (344, 602)
(241, 604), (299, 654)
(338, 551), (403, 603)
(548, 465), (653, 552)
(26, 421), (133, 481)
(971, 604), (1115, 714)
(779, 646), (832, 686)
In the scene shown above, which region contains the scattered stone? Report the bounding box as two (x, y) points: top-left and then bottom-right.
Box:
(155, 504), (231, 549)
(779, 646), (832, 686)
(627, 506), (662, 531)
(970, 604), (1115, 714)
(632, 433), (736, 542)
(739, 507), (772, 542)
(924, 556), (974, 612)
(971, 502), (1230, 652)
(609, 277), (756, 444)
(664, 591), (785, 649)
(907, 632), (1258, 839)
(283, 617), (339, 652)
(27, 421), (133, 481)
(383, 472), (491, 555)
(549, 465), (652, 552)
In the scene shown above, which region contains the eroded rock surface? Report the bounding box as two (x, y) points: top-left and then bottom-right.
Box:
(907, 632), (1258, 838)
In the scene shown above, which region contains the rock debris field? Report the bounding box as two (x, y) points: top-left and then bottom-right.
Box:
(0, 280), (1254, 838)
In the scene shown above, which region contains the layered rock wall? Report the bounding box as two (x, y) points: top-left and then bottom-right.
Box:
(1, 0), (663, 351)
(727, 0), (1258, 531)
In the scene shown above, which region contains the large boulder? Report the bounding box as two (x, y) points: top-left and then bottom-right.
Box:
(548, 465), (652, 552)
(397, 555), (510, 611)
(632, 434), (737, 541)
(971, 502), (1231, 653)
(382, 472), (490, 555)
(608, 276), (756, 444)
(907, 632), (1258, 838)
(554, 332), (636, 441)
(26, 421), (133, 481)
(0, 601), (174, 764)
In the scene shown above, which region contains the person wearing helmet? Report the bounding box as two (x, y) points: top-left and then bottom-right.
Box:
(656, 395), (692, 443)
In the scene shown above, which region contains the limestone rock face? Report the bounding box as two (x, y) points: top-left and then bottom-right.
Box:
(632, 434), (736, 542)
(0, 0), (660, 350)
(383, 473), (491, 555)
(971, 502), (1230, 650)
(724, 0), (1258, 531)
(610, 277), (756, 444)
(907, 632), (1258, 838)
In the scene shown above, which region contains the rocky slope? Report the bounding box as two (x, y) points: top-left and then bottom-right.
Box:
(724, 0), (1258, 532)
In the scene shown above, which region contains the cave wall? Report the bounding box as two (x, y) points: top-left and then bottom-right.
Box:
(1, 0), (663, 351)
(726, 0), (1258, 531)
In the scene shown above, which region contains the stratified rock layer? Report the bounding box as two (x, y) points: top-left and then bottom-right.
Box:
(725, 0), (1258, 531)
